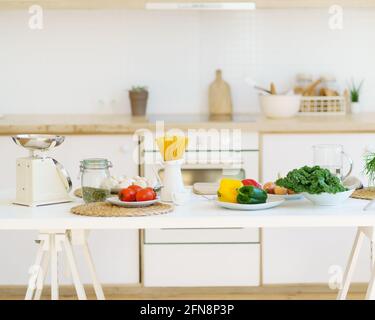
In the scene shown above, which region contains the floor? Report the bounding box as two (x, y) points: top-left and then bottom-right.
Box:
(0, 286), (366, 300)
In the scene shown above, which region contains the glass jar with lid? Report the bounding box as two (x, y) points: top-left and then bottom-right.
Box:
(320, 74), (339, 95)
(296, 73), (313, 87)
(80, 158), (112, 203)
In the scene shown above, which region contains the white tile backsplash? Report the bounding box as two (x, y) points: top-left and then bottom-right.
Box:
(0, 8), (374, 115)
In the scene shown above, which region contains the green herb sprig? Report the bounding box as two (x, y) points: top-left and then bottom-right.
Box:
(364, 152), (375, 187)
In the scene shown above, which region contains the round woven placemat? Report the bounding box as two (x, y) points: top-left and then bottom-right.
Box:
(71, 202), (174, 217)
(351, 188), (375, 200)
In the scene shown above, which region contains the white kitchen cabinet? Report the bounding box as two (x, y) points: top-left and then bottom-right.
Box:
(144, 227), (260, 287)
(144, 244), (260, 287)
(262, 133), (374, 284)
(0, 135), (139, 285)
(145, 228), (259, 244)
(143, 131), (261, 287)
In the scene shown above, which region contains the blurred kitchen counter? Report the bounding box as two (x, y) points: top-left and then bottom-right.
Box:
(2, 113), (375, 134)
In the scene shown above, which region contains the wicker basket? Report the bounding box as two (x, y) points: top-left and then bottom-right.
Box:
(299, 96), (347, 115)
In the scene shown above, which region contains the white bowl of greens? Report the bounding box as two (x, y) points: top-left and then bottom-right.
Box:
(301, 189), (354, 206)
(276, 166), (353, 206)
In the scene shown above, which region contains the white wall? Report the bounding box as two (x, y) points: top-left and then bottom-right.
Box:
(0, 8), (374, 115)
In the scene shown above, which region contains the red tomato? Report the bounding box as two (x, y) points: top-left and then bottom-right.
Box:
(118, 188), (136, 202)
(242, 179), (262, 189)
(136, 188), (156, 202)
(128, 185), (142, 193)
(143, 187), (156, 199)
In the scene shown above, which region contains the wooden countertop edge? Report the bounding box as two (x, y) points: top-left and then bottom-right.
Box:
(0, 123), (261, 135)
(2, 113), (375, 134)
(2, 126), (375, 135)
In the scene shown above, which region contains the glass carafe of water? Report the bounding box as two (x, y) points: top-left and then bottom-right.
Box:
(313, 144), (353, 180)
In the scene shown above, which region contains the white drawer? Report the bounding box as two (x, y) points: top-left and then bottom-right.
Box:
(144, 244), (260, 287)
(144, 228), (259, 244)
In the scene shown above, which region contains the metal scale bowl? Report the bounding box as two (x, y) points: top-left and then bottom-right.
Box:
(12, 134), (72, 206)
(12, 134), (65, 155)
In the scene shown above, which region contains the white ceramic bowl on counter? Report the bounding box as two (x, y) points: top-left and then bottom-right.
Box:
(259, 94), (301, 119)
(302, 189), (355, 206)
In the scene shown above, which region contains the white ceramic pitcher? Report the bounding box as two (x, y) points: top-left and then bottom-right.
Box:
(154, 159), (185, 202)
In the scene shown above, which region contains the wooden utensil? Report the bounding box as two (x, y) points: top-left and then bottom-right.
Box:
(209, 69), (233, 116)
(319, 88), (339, 96)
(303, 79), (322, 96)
(294, 86), (305, 95)
(270, 82), (277, 95)
(193, 183), (219, 195)
(343, 89), (351, 113)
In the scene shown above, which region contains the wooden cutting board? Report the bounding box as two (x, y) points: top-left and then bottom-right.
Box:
(209, 69), (233, 116)
(351, 188), (375, 200)
(193, 182), (219, 195)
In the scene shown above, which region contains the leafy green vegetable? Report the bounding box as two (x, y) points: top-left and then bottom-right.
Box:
(237, 186), (268, 204)
(276, 166), (347, 194)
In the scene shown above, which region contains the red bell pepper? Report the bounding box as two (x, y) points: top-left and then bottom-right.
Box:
(241, 179), (262, 189)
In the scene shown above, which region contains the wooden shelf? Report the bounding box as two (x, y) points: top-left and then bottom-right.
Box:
(0, 0), (374, 10)
(258, 0), (375, 8)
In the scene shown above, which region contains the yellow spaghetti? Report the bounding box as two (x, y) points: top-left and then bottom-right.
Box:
(156, 135), (188, 161)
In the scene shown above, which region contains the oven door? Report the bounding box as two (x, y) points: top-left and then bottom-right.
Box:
(142, 150), (259, 186)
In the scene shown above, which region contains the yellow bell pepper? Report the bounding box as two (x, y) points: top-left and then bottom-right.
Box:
(217, 179), (243, 203)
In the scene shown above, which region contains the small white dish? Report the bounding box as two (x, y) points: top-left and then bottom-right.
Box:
(172, 189), (192, 206)
(107, 197), (159, 208)
(215, 196), (285, 211)
(302, 189), (354, 206)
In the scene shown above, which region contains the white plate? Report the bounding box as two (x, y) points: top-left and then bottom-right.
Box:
(107, 197), (159, 208)
(265, 192), (302, 200)
(215, 196), (285, 211)
(280, 193), (303, 200)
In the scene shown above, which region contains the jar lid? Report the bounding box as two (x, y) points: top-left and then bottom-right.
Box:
(320, 74), (336, 82)
(81, 158), (111, 169)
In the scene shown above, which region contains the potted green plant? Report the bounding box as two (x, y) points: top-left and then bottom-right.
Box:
(129, 86), (148, 116)
(349, 79), (364, 114)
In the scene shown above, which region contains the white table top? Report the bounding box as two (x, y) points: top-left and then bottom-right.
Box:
(1, 191), (375, 230)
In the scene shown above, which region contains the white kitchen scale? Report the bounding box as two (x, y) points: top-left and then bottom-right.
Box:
(12, 134), (73, 207)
